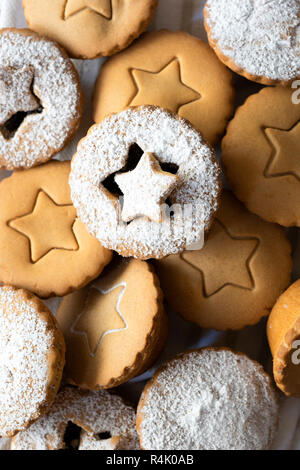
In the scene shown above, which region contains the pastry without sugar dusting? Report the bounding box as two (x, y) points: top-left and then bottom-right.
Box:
(156, 191), (292, 330)
(11, 387), (140, 450)
(0, 160), (112, 298)
(137, 348), (279, 450)
(0, 286), (65, 438)
(268, 280), (300, 397)
(70, 105), (221, 260)
(93, 29), (234, 145)
(0, 28), (83, 170)
(204, 0), (300, 85)
(222, 86), (300, 227)
(23, 0), (158, 59)
(57, 258), (168, 390)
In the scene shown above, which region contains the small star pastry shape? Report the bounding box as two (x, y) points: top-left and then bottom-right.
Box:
(64, 0), (112, 20)
(114, 152), (178, 223)
(0, 66), (39, 126)
(181, 220), (259, 296)
(265, 123), (300, 180)
(130, 59), (201, 114)
(72, 284), (127, 357)
(9, 191), (78, 263)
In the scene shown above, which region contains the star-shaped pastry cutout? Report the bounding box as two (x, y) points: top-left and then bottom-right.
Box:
(181, 220), (259, 297)
(71, 283), (127, 357)
(130, 59), (201, 113)
(264, 122), (300, 180)
(8, 191), (78, 263)
(64, 0), (112, 20)
(0, 66), (40, 127)
(114, 152), (178, 223)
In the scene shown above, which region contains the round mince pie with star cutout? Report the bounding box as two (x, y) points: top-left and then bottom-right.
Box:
(11, 387), (140, 450)
(57, 257), (168, 390)
(23, 0), (158, 59)
(69, 106), (221, 260)
(155, 190), (292, 331)
(0, 28), (83, 170)
(0, 160), (112, 298)
(222, 86), (300, 227)
(94, 29), (234, 145)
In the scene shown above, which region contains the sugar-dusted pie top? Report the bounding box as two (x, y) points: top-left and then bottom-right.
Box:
(137, 348), (279, 450)
(12, 387), (140, 450)
(0, 28), (82, 170)
(70, 106), (221, 259)
(0, 286), (63, 438)
(205, 0), (300, 82)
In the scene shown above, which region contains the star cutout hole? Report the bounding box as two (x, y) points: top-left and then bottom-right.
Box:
(97, 431), (112, 440)
(0, 66), (43, 140)
(101, 143), (179, 223)
(62, 421), (82, 450)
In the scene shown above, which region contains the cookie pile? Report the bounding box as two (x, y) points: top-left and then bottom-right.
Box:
(0, 0), (300, 451)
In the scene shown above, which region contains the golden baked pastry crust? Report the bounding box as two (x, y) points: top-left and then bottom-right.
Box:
(222, 87), (300, 227)
(93, 30), (234, 145)
(0, 160), (112, 298)
(156, 191), (292, 330)
(57, 258), (168, 389)
(268, 280), (300, 397)
(23, 0), (158, 59)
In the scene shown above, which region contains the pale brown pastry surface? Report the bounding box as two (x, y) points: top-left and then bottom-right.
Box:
(0, 28), (83, 170)
(23, 0), (158, 59)
(0, 160), (112, 298)
(0, 286), (65, 438)
(94, 29), (234, 145)
(222, 86), (300, 227)
(11, 387), (140, 450)
(268, 280), (300, 397)
(57, 258), (167, 389)
(156, 191), (292, 330)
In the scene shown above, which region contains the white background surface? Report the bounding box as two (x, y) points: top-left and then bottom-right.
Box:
(0, 0), (300, 450)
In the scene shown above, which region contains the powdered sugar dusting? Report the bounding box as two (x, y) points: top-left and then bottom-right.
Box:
(0, 287), (54, 437)
(70, 106), (220, 259)
(12, 387), (140, 450)
(0, 65), (39, 125)
(115, 152), (178, 223)
(205, 0), (300, 81)
(139, 349), (279, 450)
(0, 30), (81, 169)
